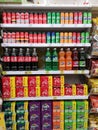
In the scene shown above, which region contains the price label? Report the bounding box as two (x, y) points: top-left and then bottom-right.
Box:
(81, 70), (85, 74)
(74, 70), (78, 74)
(2, 71), (6, 75)
(60, 70), (64, 74)
(53, 97), (57, 100)
(46, 71), (49, 74)
(25, 71), (32, 74)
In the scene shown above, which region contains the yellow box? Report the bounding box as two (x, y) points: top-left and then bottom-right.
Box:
(12, 122), (16, 130)
(11, 88), (16, 98)
(24, 112), (28, 120)
(10, 77), (15, 87)
(48, 76), (53, 87)
(23, 76), (28, 87)
(11, 102), (16, 112)
(10, 77), (16, 98)
(25, 121), (29, 130)
(73, 101), (76, 110)
(24, 102), (28, 111)
(60, 121), (64, 130)
(72, 84), (76, 96)
(36, 87), (40, 96)
(61, 86), (64, 96)
(60, 76), (64, 86)
(85, 101), (88, 111)
(60, 112), (64, 121)
(84, 120), (88, 128)
(73, 112), (76, 120)
(36, 76), (40, 87)
(48, 86), (53, 96)
(84, 84), (88, 95)
(60, 101), (64, 111)
(85, 112), (88, 119)
(73, 122), (76, 130)
(24, 87), (28, 97)
(12, 113), (16, 121)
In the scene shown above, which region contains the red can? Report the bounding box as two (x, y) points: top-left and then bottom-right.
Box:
(2, 77), (10, 87)
(40, 76), (48, 88)
(65, 84), (72, 95)
(16, 32), (20, 43)
(78, 12), (82, 24)
(77, 32), (80, 43)
(16, 12), (21, 23)
(74, 12), (78, 24)
(76, 84), (84, 95)
(25, 12), (29, 24)
(33, 32), (38, 43)
(7, 12), (11, 24)
(15, 76), (23, 87)
(38, 32), (42, 43)
(16, 86), (24, 97)
(3, 32), (8, 43)
(28, 76), (36, 87)
(2, 86), (11, 98)
(34, 13), (38, 24)
(11, 12), (16, 23)
(29, 13), (34, 24)
(12, 32), (16, 43)
(29, 33), (33, 43)
(72, 32), (77, 43)
(53, 76), (61, 87)
(41, 86), (48, 96)
(43, 13), (47, 24)
(38, 13), (42, 24)
(2, 12), (7, 24)
(53, 87), (61, 96)
(25, 32), (29, 43)
(20, 32), (24, 43)
(42, 33), (46, 43)
(21, 13), (25, 24)
(28, 86), (36, 97)
(7, 32), (12, 43)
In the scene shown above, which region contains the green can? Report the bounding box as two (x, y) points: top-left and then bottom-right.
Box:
(83, 12), (88, 24)
(85, 32), (90, 43)
(81, 32), (85, 43)
(52, 32), (55, 43)
(56, 32), (60, 43)
(88, 12), (92, 24)
(47, 32), (51, 43)
(47, 12), (52, 24)
(56, 12), (60, 24)
(52, 12), (56, 24)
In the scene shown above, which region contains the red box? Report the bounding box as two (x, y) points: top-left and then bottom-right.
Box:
(15, 77), (23, 87)
(28, 86), (36, 97)
(41, 86), (48, 96)
(65, 84), (72, 95)
(2, 85), (10, 98)
(76, 84), (84, 95)
(16, 86), (24, 97)
(53, 76), (61, 87)
(28, 76), (36, 87)
(40, 76), (48, 88)
(53, 87), (61, 96)
(2, 77), (10, 87)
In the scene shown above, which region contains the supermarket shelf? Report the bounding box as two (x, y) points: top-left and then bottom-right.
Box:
(1, 43), (91, 48)
(0, 24), (92, 29)
(2, 70), (89, 75)
(3, 95), (88, 101)
(90, 108), (98, 113)
(0, 4), (92, 10)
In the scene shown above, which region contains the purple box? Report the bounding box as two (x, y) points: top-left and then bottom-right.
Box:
(42, 112), (52, 122)
(29, 113), (40, 122)
(41, 101), (52, 112)
(29, 101), (40, 112)
(42, 122), (52, 130)
(30, 122), (41, 130)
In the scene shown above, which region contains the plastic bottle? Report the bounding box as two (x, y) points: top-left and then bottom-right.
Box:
(59, 48), (65, 70)
(79, 48), (86, 70)
(11, 48), (17, 70)
(65, 48), (72, 70)
(25, 48), (31, 70)
(18, 48), (24, 70)
(72, 48), (79, 70)
(52, 48), (58, 70)
(31, 48), (38, 70)
(45, 48), (51, 71)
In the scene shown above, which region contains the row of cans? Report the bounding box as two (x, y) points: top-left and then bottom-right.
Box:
(3, 31), (90, 43)
(2, 12), (92, 24)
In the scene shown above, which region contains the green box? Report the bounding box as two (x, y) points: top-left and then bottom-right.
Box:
(64, 101), (76, 112)
(76, 120), (88, 130)
(64, 120), (76, 130)
(76, 112), (88, 120)
(76, 101), (88, 112)
(65, 112), (76, 120)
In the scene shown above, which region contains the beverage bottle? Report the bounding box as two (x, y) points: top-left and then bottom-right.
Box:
(59, 48), (65, 70)
(72, 48), (79, 70)
(18, 48), (24, 70)
(45, 48), (51, 71)
(11, 48), (17, 70)
(79, 48), (86, 70)
(31, 48), (38, 70)
(52, 48), (58, 70)
(25, 48), (31, 70)
(3, 48), (10, 71)
(65, 48), (72, 70)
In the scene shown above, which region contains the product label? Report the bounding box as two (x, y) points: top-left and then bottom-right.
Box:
(73, 61), (79, 67)
(53, 56), (58, 62)
(59, 62), (65, 67)
(46, 56), (51, 62)
(25, 56), (31, 62)
(11, 56), (17, 62)
(32, 57), (38, 62)
(79, 61), (86, 67)
(18, 56), (24, 62)
(66, 61), (72, 67)
(3, 56), (10, 62)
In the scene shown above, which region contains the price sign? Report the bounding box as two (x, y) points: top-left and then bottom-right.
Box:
(2, 71), (6, 75)
(25, 71), (32, 74)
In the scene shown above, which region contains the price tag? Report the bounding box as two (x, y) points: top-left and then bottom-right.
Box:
(2, 71), (6, 75)
(74, 70), (78, 74)
(46, 71), (49, 74)
(60, 70), (64, 74)
(25, 71), (32, 74)
(53, 97), (57, 100)
(81, 70), (85, 74)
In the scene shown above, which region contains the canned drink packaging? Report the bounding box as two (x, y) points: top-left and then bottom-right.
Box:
(56, 12), (60, 24)
(65, 12), (69, 24)
(43, 13), (47, 24)
(20, 32), (25, 43)
(2, 12), (7, 23)
(38, 13), (43, 24)
(25, 32), (29, 43)
(16, 12), (21, 24)
(47, 12), (52, 24)
(34, 13), (38, 24)
(52, 12), (56, 24)
(83, 12), (88, 24)
(68, 32), (73, 43)
(21, 13), (25, 24)
(25, 12), (29, 24)
(74, 12), (78, 24)
(72, 32), (77, 43)
(3, 32), (8, 43)
(47, 32), (51, 43)
(85, 32), (90, 43)
(78, 12), (82, 24)
(8, 32), (12, 43)
(61, 12), (65, 24)
(29, 13), (34, 24)
(56, 32), (60, 43)
(64, 32), (68, 43)
(29, 33), (33, 43)
(81, 32), (85, 43)
(16, 32), (20, 43)
(60, 32), (64, 43)
(42, 32), (46, 43)
(77, 33), (81, 43)
(12, 32), (16, 43)
(33, 32), (38, 43)
(38, 32), (42, 43)
(11, 12), (16, 23)
(69, 12), (73, 24)
(7, 12), (12, 24)
(52, 32), (55, 43)
(88, 12), (92, 24)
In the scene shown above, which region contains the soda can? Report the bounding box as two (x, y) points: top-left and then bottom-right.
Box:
(85, 32), (90, 43)
(65, 12), (69, 24)
(60, 32), (64, 43)
(3, 32), (8, 43)
(47, 12), (52, 24)
(52, 32), (55, 43)
(52, 12), (56, 24)
(25, 12), (29, 24)
(7, 12), (11, 24)
(77, 32), (80, 43)
(38, 13), (42, 24)
(47, 32), (51, 43)
(12, 32), (16, 43)
(56, 12), (60, 24)
(8, 32), (12, 43)
(21, 13), (25, 24)
(64, 32), (68, 43)
(43, 13), (47, 24)
(74, 12), (78, 24)
(78, 12), (82, 24)
(68, 32), (72, 43)
(29, 33), (33, 43)
(33, 32), (38, 43)
(25, 32), (29, 43)
(81, 32), (85, 43)
(83, 12), (88, 24)
(42, 32), (46, 43)
(11, 12), (16, 23)
(61, 12), (65, 24)
(38, 32), (42, 43)
(56, 32), (60, 43)
(16, 32), (20, 43)
(88, 12), (92, 24)
(2, 12), (7, 24)
(29, 13), (34, 24)
(16, 12), (21, 24)
(72, 32), (77, 43)
(69, 12), (73, 24)
(20, 32), (24, 43)
(34, 13), (38, 24)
